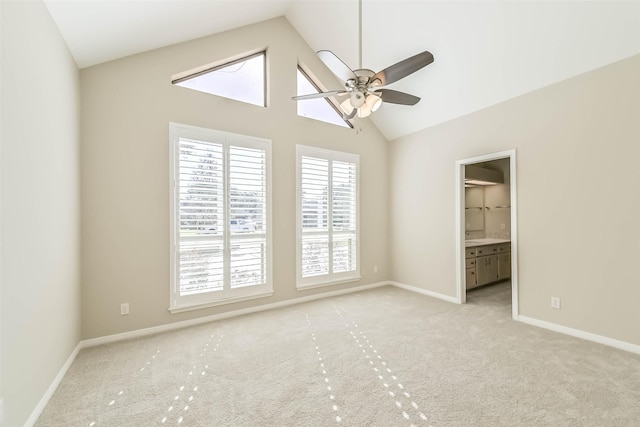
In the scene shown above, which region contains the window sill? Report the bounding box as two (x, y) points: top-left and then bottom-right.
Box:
(169, 290), (274, 314)
(296, 276), (361, 292)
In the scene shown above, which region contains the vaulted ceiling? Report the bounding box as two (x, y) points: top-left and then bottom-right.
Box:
(43, 0), (640, 141)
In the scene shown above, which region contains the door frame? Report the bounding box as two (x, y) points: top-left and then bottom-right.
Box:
(455, 149), (519, 319)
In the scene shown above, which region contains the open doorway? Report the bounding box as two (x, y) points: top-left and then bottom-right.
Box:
(455, 150), (518, 319)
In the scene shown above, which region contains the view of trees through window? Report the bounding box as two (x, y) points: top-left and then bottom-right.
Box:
(298, 147), (358, 286)
(174, 130), (269, 303)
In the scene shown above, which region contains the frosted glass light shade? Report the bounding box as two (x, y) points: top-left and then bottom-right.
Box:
(350, 91), (365, 108)
(367, 93), (382, 112)
(357, 103), (372, 118)
(340, 92), (381, 119)
(340, 98), (354, 114)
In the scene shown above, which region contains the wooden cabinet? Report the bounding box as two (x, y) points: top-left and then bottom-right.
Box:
(476, 255), (498, 286)
(466, 268), (477, 289)
(498, 252), (511, 280)
(465, 242), (511, 290)
(476, 245), (498, 256)
(465, 252), (477, 289)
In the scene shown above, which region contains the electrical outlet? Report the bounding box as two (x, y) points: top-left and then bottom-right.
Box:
(373, 265), (378, 274)
(120, 302), (130, 315)
(500, 223), (506, 230)
(551, 297), (561, 309)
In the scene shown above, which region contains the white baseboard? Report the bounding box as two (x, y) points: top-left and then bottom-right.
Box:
(27, 281), (389, 425)
(392, 284), (640, 355)
(24, 343), (81, 427)
(388, 281), (459, 304)
(81, 281), (390, 348)
(517, 315), (640, 355)
(28, 282), (638, 427)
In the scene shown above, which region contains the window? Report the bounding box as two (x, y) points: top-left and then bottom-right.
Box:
(172, 52), (266, 107)
(296, 145), (360, 289)
(296, 67), (351, 128)
(170, 123), (271, 312)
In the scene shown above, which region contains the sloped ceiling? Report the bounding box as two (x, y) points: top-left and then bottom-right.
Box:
(44, 0), (640, 141)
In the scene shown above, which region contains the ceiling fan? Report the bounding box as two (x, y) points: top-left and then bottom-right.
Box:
(292, 0), (434, 120)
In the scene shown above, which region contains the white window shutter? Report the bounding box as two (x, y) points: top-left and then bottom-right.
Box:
(297, 145), (360, 289)
(170, 123), (272, 312)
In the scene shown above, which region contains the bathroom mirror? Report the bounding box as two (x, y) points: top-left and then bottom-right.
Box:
(465, 186), (484, 231)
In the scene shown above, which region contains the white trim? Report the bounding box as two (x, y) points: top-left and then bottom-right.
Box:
(509, 152), (519, 319)
(388, 281), (459, 304)
(24, 343), (82, 427)
(296, 276), (361, 291)
(0, 398), (4, 427)
(24, 281), (640, 427)
(455, 149), (519, 319)
(169, 290), (274, 314)
(169, 122), (273, 312)
(82, 281), (388, 349)
(455, 159), (465, 304)
(295, 145), (360, 289)
(517, 315), (640, 355)
(390, 281), (640, 355)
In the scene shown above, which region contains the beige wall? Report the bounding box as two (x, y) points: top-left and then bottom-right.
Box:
(0, 1), (81, 425)
(390, 54), (640, 346)
(80, 17), (390, 339)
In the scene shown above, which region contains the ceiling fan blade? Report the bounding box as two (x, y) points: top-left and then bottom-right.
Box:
(292, 90), (346, 101)
(317, 50), (357, 82)
(376, 89), (421, 105)
(371, 51), (434, 87)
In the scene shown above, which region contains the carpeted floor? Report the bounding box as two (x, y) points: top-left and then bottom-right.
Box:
(36, 282), (640, 426)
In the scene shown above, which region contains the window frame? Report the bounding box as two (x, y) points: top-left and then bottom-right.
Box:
(169, 122), (272, 313)
(296, 144), (360, 290)
(171, 51), (267, 107)
(296, 66), (353, 128)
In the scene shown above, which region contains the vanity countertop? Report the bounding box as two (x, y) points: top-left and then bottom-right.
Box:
(465, 238), (511, 248)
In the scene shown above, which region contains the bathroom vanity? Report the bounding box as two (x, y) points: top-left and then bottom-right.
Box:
(465, 238), (511, 290)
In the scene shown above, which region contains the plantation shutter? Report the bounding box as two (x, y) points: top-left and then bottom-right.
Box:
(300, 156), (330, 277)
(331, 160), (357, 273)
(171, 123), (272, 312)
(177, 138), (225, 295)
(297, 146), (359, 288)
(229, 145), (268, 289)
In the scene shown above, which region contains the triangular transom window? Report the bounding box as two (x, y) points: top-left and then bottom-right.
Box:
(173, 52), (266, 107)
(296, 67), (351, 128)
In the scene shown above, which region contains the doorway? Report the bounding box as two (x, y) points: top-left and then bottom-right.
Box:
(455, 150), (518, 319)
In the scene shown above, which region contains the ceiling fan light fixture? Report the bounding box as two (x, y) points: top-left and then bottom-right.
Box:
(292, 0), (434, 123)
(366, 93), (382, 112)
(340, 98), (355, 115)
(357, 103), (372, 118)
(350, 91), (365, 108)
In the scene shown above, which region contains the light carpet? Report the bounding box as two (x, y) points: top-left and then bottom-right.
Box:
(35, 282), (640, 426)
